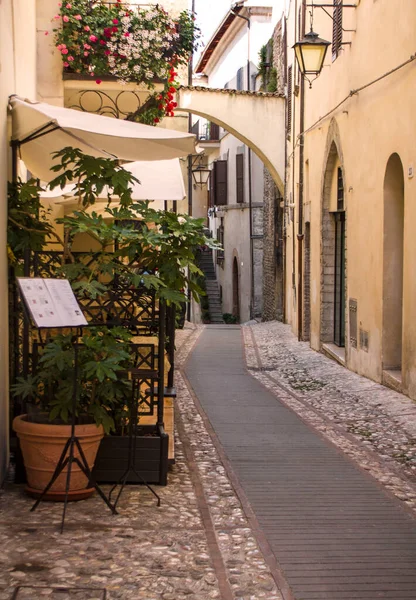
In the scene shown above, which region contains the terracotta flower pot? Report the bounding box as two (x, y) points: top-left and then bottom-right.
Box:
(13, 414), (104, 501)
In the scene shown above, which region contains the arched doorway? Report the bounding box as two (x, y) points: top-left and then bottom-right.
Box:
(382, 153), (404, 376)
(321, 139), (347, 350)
(232, 257), (240, 322)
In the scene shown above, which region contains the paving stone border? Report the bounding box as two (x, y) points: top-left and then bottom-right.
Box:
(243, 321), (416, 515)
(0, 323), (285, 600)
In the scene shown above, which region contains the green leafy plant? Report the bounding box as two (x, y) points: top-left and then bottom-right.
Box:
(48, 147), (220, 306)
(12, 327), (133, 433)
(52, 1), (200, 124)
(259, 41), (278, 93)
(7, 180), (62, 266)
(223, 313), (237, 324)
(8, 148), (220, 432)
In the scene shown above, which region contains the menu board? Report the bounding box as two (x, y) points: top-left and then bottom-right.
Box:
(17, 278), (88, 328)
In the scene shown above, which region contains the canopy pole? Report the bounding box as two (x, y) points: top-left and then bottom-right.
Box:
(11, 140), (19, 184)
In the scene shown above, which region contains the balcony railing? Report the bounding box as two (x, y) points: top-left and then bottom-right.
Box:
(192, 120), (220, 142)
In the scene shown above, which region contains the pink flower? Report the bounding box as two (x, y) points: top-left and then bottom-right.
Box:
(54, 14), (60, 19)
(84, 51), (89, 56)
(124, 32), (130, 37)
(67, 56), (74, 61)
(74, 14), (82, 20)
(83, 43), (91, 49)
(89, 35), (98, 42)
(63, 61), (69, 67)
(84, 25), (90, 31)
(44, 31), (49, 36)
(61, 48), (69, 54)
(112, 18), (119, 24)
(66, 3), (72, 8)
(63, 15), (69, 22)
(58, 2), (62, 5)
(104, 50), (111, 56)
(95, 79), (102, 84)
(99, 40), (106, 46)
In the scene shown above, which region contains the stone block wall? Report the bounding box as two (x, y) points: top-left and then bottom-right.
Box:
(262, 17), (285, 322)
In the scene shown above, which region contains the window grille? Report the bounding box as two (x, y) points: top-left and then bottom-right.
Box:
(337, 167), (344, 211)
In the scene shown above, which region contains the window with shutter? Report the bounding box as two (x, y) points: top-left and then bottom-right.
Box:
(287, 65), (293, 138)
(236, 154), (244, 204)
(332, 0), (343, 60)
(214, 160), (228, 206)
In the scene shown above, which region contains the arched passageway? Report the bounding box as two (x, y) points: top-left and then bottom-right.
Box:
(176, 87), (286, 194)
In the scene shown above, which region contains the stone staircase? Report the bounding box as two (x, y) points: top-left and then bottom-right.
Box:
(197, 249), (224, 324)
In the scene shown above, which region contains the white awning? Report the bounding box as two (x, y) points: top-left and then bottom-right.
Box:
(9, 95), (195, 182)
(43, 159), (186, 203)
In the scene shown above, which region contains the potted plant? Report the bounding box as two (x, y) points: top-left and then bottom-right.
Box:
(9, 147), (218, 493)
(12, 326), (133, 499)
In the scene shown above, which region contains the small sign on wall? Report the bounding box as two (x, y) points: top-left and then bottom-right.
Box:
(349, 298), (357, 349)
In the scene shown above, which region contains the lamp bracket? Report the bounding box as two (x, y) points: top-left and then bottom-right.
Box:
(308, 4), (356, 32)
(306, 3), (357, 7)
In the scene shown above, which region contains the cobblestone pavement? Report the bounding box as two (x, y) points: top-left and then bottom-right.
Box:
(0, 324), (282, 600)
(244, 320), (416, 514)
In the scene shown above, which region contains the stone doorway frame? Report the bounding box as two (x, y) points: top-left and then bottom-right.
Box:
(320, 120), (348, 361)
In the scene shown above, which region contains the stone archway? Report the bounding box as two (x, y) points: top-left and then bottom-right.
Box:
(320, 120), (347, 350)
(176, 87), (286, 194)
(382, 153), (405, 375)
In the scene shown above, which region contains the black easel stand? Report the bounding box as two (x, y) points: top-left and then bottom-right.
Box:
(30, 334), (117, 533)
(108, 372), (161, 510)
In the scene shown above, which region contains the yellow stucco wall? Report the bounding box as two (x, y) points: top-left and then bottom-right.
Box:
(0, 0), (38, 482)
(286, 0), (416, 398)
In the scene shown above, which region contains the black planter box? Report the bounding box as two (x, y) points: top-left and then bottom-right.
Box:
(92, 424), (169, 486)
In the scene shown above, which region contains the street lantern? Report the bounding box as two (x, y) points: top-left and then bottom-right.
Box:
(293, 29), (330, 81)
(191, 165), (210, 187)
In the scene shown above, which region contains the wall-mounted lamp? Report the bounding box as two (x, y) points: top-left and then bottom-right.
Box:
(191, 154), (210, 188)
(192, 166), (210, 187)
(293, 29), (330, 87)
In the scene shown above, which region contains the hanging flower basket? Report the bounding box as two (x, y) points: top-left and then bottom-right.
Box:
(52, 1), (199, 124)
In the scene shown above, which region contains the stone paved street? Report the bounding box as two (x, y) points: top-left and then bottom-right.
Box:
(0, 324), (281, 600)
(245, 321), (416, 512)
(1, 321), (416, 600)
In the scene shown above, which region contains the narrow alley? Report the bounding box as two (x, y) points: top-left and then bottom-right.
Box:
(1, 321), (416, 600)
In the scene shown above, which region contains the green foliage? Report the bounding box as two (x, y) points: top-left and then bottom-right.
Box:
(7, 180), (56, 264)
(49, 148), (220, 307)
(49, 147), (140, 208)
(259, 40), (278, 93)
(9, 149), (220, 432)
(12, 327), (133, 434)
(223, 313), (238, 324)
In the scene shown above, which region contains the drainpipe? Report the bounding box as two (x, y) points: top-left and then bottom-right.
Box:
(231, 6), (254, 319)
(187, 0), (196, 322)
(297, 0), (306, 341)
